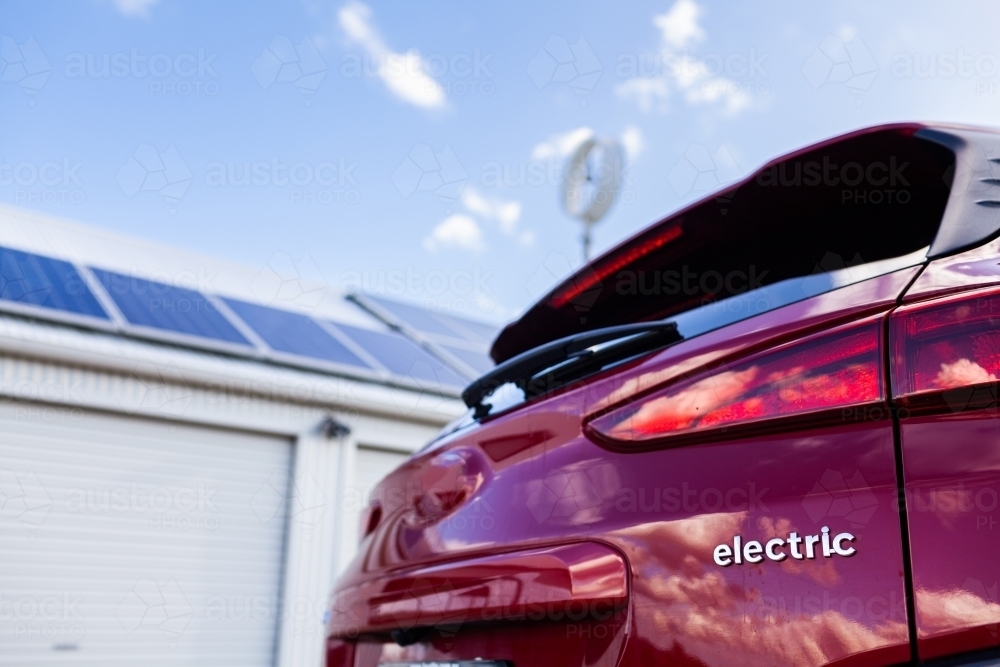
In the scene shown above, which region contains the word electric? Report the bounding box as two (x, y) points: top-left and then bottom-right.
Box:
(714, 526), (857, 567)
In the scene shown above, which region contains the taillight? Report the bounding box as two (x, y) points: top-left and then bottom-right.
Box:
(587, 319), (884, 447)
(890, 286), (1000, 408)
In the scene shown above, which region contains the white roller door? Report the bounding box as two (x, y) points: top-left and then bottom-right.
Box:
(340, 446), (409, 561)
(0, 402), (292, 666)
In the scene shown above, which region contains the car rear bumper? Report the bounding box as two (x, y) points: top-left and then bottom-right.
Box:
(327, 542), (630, 667)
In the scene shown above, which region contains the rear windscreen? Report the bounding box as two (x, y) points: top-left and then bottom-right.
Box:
(492, 127), (955, 363)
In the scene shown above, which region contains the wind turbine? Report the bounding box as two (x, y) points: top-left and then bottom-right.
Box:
(561, 137), (624, 261)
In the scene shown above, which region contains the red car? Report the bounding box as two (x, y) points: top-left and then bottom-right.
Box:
(326, 123), (1000, 667)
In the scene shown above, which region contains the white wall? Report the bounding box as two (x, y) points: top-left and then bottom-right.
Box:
(0, 314), (460, 667)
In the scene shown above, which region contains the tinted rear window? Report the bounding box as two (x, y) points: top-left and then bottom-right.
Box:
(492, 127), (954, 363)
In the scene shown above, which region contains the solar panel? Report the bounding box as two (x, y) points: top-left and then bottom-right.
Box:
(440, 344), (494, 376)
(0, 247), (108, 319)
(431, 311), (497, 345)
(223, 298), (369, 369)
(90, 268), (251, 345)
(362, 295), (480, 341)
(333, 322), (468, 387)
(0, 242), (489, 390)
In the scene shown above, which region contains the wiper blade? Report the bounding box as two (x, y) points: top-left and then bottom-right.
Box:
(463, 321), (681, 414)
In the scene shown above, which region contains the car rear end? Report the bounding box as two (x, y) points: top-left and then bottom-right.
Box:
(326, 123), (1000, 666)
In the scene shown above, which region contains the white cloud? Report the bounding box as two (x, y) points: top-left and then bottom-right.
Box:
(621, 125), (645, 160)
(616, 77), (671, 113)
(461, 187), (521, 233)
(113, 0), (157, 18)
(654, 0), (705, 50)
(531, 125), (643, 163)
(457, 186), (533, 247)
(423, 214), (485, 252)
(615, 0), (752, 116)
(530, 126), (594, 160)
(338, 1), (446, 109)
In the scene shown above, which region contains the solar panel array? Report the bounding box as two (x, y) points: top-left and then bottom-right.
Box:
(348, 293), (496, 378)
(93, 269), (252, 347)
(0, 247), (108, 320)
(0, 244), (496, 393)
(223, 297), (367, 368)
(332, 321), (468, 387)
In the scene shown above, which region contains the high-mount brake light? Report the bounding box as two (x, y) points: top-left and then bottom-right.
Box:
(549, 224), (683, 308)
(587, 319), (884, 446)
(890, 287), (1000, 408)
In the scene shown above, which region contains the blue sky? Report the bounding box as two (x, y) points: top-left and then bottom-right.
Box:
(3, 0), (1000, 325)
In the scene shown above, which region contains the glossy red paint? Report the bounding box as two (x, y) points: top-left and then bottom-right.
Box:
(326, 639), (355, 667)
(896, 411), (1000, 660)
(329, 543), (627, 637)
(327, 269), (920, 667)
(890, 280), (1000, 660)
(904, 237), (1000, 303)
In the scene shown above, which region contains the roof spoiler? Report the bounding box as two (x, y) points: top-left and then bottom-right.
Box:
(490, 123), (1000, 365)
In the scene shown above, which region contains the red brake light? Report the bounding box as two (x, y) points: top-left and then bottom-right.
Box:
(890, 287), (1000, 406)
(587, 320), (884, 446)
(550, 223), (683, 308)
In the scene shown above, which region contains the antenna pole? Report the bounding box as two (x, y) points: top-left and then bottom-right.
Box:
(562, 138), (622, 266)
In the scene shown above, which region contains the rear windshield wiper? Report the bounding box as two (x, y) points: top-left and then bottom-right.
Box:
(463, 321), (681, 417)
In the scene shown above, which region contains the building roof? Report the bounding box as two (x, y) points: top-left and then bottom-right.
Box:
(0, 204), (495, 396)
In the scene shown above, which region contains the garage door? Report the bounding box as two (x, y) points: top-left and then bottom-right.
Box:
(0, 402), (292, 666)
(340, 446), (409, 561)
